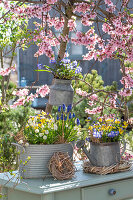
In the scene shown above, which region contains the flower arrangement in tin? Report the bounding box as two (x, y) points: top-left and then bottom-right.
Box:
(19, 104), (81, 145)
(36, 59), (82, 80)
(87, 117), (128, 143)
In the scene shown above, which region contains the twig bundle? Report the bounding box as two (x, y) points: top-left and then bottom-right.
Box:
(83, 160), (131, 175)
(49, 152), (75, 180)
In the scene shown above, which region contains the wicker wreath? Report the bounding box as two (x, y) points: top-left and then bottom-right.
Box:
(83, 160), (131, 175)
(48, 152), (75, 180)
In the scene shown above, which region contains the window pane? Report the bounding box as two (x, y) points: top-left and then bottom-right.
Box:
(71, 44), (83, 55)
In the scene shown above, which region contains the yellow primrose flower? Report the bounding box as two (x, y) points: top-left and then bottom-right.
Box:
(99, 118), (102, 122)
(119, 128), (124, 134)
(115, 120), (121, 124)
(88, 126), (93, 130)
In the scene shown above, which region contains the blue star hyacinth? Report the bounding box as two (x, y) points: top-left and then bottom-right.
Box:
(93, 131), (102, 138)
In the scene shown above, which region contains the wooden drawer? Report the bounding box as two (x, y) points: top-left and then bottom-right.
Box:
(82, 178), (133, 200)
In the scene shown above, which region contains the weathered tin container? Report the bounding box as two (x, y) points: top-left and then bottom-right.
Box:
(49, 79), (74, 106)
(18, 143), (73, 179)
(90, 142), (122, 167)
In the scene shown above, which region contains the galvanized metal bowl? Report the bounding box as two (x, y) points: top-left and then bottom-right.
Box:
(18, 143), (73, 179)
(90, 142), (122, 167)
(49, 79), (74, 106)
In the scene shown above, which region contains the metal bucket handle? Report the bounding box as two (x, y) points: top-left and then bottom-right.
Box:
(120, 138), (126, 158)
(11, 143), (26, 152)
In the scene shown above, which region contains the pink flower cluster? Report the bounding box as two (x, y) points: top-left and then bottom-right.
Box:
(36, 85), (50, 98)
(85, 106), (102, 114)
(74, 2), (92, 13)
(121, 151), (133, 161)
(81, 13), (96, 26)
(11, 85), (50, 108)
(76, 88), (88, 97)
(68, 19), (76, 32)
(12, 88), (29, 96)
(46, 0), (57, 4)
(0, 65), (16, 76)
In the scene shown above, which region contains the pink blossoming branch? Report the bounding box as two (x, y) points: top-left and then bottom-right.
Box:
(10, 85), (50, 108)
(1, 0), (132, 63)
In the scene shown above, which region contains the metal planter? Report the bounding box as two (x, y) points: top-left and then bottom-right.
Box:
(90, 142), (122, 167)
(18, 143), (73, 179)
(49, 79), (74, 106)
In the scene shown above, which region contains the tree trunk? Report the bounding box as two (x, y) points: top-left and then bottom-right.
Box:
(45, 3), (74, 113)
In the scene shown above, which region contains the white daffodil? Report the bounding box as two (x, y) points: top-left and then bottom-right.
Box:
(35, 129), (39, 133)
(45, 130), (49, 135)
(48, 123), (51, 129)
(54, 124), (58, 130)
(28, 118), (32, 124)
(18, 140), (23, 145)
(25, 143), (29, 147)
(43, 135), (47, 140)
(65, 123), (68, 128)
(39, 133), (44, 137)
(51, 118), (55, 123)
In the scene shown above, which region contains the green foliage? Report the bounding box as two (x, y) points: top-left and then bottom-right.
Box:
(0, 3), (28, 51)
(23, 105), (81, 144)
(0, 105), (36, 172)
(36, 59), (82, 80)
(72, 70), (118, 128)
(124, 129), (133, 151)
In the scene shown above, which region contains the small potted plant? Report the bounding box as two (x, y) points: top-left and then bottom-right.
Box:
(36, 59), (82, 106)
(15, 104), (81, 178)
(77, 117), (128, 167)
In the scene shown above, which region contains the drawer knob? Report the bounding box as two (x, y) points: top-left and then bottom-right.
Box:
(108, 189), (116, 195)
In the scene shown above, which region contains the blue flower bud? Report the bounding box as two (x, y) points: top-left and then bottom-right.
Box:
(76, 118), (80, 126)
(73, 113), (75, 118)
(58, 105), (61, 112)
(67, 106), (70, 113)
(64, 116), (67, 121)
(61, 114), (64, 120)
(69, 113), (72, 119)
(62, 104), (66, 112)
(57, 115), (59, 120)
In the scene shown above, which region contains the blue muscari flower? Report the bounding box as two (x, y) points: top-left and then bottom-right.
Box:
(57, 115), (59, 120)
(58, 105), (61, 112)
(69, 113), (72, 119)
(61, 113), (64, 120)
(76, 118), (80, 126)
(62, 104), (66, 112)
(67, 104), (72, 113)
(64, 116), (67, 121)
(73, 113), (75, 118)
(37, 64), (42, 70)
